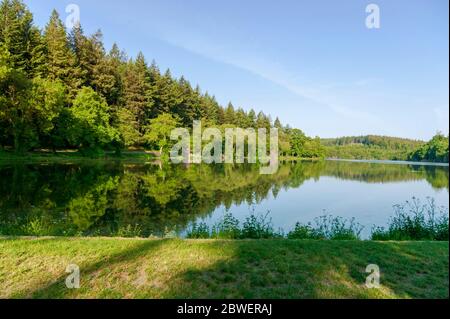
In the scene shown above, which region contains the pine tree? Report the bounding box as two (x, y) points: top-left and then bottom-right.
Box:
(150, 68), (181, 119)
(224, 102), (236, 125)
(122, 52), (150, 129)
(200, 92), (220, 126)
(274, 117), (282, 129)
(174, 76), (201, 126)
(69, 22), (89, 85)
(106, 43), (126, 106)
(0, 2), (327, 157)
(89, 31), (117, 102)
(28, 27), (47, 78)
(0, 0), (45, 77)
(235, 108), (249, 127)
(44, 10), (81, 95)
(247, 109), (256, 128)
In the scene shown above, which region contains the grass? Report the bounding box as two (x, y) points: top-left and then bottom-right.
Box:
(0, 237), (447, 299)
(0, 150), (325, 163)
(0, 149), (157, 163)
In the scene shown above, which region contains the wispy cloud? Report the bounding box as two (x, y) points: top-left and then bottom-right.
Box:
(156, 30), (382, 126)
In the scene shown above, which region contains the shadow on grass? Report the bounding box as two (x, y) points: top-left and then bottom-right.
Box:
(28, 239), (165, 299)
(16, 239), (449, 299)
(161, 240), (449, 299)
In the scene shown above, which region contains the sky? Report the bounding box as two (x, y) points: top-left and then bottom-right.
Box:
(25, 0), (449, 140)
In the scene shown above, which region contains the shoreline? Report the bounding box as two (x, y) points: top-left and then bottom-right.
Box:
(1, 150), (448, 166)
(326, 158), (449, 167)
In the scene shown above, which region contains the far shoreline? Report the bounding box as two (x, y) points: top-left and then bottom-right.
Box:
(326, 158), (449, 167)
(0, 149), (449, 166)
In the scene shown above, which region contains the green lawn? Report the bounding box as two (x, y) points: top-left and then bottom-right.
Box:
(0, 150), (156, 163)
(0, 237), (448, 299)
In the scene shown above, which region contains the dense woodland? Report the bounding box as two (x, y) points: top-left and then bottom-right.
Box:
(0, 0), (325, 158)
(322, 134), (449, 163)
(0, 1), (448, 163)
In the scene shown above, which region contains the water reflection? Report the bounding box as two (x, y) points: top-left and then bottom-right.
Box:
(0, 160), (448, 237)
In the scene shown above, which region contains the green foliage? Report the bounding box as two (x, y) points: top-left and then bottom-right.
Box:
(408, 133), (449, 163)
(21, 217), (51, 236)
(29, 77), (66, 146)
(0, 0), (44, 76)
(186, 222), (210, 239)
(322, 135), (424, 149)
(0, 45), (34, 152)
(115, 107), (141, 148)
(241, 211), (281, 239)
(283, 128), (326, 158)
(0, 0), (326, 157)
(116, 224), (142, 238)
(211, 213), (241, 239)
(189, 212), (282, 239)
(371, 197), (449, 241)
(288, 215), (364, 240)
(68, 87), (119, 154)
(44, 10), (81, 95)
(143, 113), (179, 154)
(322, 135), (425, 161)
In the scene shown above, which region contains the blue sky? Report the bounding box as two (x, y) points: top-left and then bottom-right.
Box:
(25, 0), (449, 140)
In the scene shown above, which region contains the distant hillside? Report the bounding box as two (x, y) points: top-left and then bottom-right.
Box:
(321, 135), (424, 149)
(321, 135), (425, 161)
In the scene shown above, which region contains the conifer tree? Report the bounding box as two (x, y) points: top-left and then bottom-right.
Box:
(122, 52), (150, 130)
(0, 0), (45, 77)
(224, 102), (236, 125)
(0, 1), (338, 159)
(44, 10), (81, 96)
(106, 43), (126, 106)
(247, 109), (256, 128)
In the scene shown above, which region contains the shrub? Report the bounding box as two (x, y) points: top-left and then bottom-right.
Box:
(371, 197), (449, 241)
(211, 213), (241, 239)
(241, 211), (281, 239)
(116, 224), (142, 238)
(21, 217), (52, 236)
(186, 222), (210, 239)
(287, 223), (323, 240)
(288, 215), (364, 240)
(187, 211), (282, 239)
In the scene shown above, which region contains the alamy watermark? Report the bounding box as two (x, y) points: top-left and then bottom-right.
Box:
(365, 264), (381, 289)
(65, 4), (80, 30)
(366, 4), (381, 29)
(65, 264), (80, 289)
(170, 121), (279, 175)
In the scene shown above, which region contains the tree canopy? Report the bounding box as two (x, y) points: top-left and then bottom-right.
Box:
(1, 1), (446, 163)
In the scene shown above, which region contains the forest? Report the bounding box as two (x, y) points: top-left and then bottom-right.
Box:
(322, 134), (449, 163)
(0, 0), (447, 163)
(0, 0), (324, 159)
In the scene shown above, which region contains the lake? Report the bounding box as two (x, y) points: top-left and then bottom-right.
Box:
(0, 159), (448, 238)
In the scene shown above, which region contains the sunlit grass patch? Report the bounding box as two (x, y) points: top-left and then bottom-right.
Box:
(0, 238), (447, 299)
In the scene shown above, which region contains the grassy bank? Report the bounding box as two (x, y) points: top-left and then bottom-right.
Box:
(0, 150), (321, 163)
(0, 237), (448, 299)
(0, 150), (156, 162)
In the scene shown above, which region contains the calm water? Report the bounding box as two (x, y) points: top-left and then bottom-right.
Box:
(0, 160), (448, 238)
